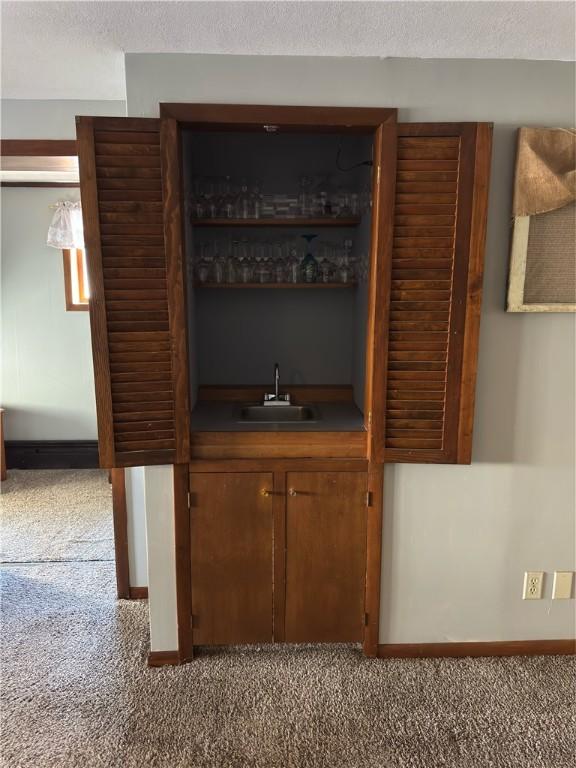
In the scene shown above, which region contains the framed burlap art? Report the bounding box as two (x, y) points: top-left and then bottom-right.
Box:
(507, 127), (576, 312)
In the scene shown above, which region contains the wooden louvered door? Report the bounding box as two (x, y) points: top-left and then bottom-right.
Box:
(76, 117), (190, 468)
(374, 123), (492, 464)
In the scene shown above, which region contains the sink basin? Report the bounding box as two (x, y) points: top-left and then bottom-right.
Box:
(238, 404), (319, 423)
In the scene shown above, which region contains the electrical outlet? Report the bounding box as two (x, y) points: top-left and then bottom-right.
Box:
(552, 571), (574, 600)
(523, 571), (544, 600)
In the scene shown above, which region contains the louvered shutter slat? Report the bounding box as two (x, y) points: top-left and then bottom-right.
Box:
(383, 123), (492, 464)
(77, 116), (189, 468)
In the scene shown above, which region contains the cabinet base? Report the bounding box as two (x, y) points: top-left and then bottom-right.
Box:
(147, 650), (181, 667)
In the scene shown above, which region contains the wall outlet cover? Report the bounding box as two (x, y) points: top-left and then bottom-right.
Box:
(523, 571), (544, 600)
(552, 571), (574, 600)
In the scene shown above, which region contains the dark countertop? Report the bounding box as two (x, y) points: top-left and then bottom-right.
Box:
(190, 401), (366, 432)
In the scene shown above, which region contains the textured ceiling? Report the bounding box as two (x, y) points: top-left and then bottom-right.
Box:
(2, 1), (575, 100)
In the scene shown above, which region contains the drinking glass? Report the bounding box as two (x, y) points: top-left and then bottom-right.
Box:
(287, 248), (301, 283)
(337, 190), (352, 217)
(196, 242), (213, 283)
(360, 184), (372, 214)
(212, 240), (226, 283)
(250, 180), (263, 219)
(236, 178), (251, 219)
(350, 192), (360, 216)
(191, 177), (206, 219)
(317, 257), (329, 283)
(203, 178), (217, 219)
(234, 239), (250, 283)
(298, 176), (312, 217)
(221, 176), (235, 219)
(301, 234), (318, 283)
(271, 241), (285, 283)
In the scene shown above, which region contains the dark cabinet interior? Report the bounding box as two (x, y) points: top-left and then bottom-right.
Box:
(182, 130), (373, 416)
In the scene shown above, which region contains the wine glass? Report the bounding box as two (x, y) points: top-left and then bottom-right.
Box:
(300, 234), (318, 283)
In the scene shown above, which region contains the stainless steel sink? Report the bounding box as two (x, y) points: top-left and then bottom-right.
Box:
(238, 404), (319, 423)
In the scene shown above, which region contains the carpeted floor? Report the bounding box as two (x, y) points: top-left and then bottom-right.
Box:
(1, 470), (575, 768)
(1, 470), (113, 562)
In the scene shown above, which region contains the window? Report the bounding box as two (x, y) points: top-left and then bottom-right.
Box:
(63, 248), (89, 311)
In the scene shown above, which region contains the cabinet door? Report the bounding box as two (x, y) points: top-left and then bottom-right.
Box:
(76, 117), (189, 467)
(190, 472), (274, 645)
(284, 472), (368, 643)
(378, 122), (492, 464)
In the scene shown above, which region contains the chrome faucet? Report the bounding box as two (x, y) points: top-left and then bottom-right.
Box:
(263, 362), (291, 405)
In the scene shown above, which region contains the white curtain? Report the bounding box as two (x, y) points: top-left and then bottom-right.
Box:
(47, 200), (84, 249)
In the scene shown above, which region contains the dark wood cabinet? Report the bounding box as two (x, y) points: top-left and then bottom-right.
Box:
(284, 471), (368, 643)
(382, 123), (492, 464)
(76, 117), (189, 468)
(76, 103), (492, 661)
(190, 472), (274, 645)
(189, 467), (369, 647)
(77, 108), (492, 470)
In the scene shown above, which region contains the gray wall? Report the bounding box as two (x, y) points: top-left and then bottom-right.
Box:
(1, 99), (125, 440)
(195, 288), (355, 385)
(1, 188), (96, 439)
(125, 55), (575, 645)
(1, 99), (125, 139)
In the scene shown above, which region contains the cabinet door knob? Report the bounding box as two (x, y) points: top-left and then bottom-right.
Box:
(260, 489), (271, 497)
(288, 488), (297, 497)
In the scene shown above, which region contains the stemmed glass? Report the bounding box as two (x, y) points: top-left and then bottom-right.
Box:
(251, 180), (263, 219)
(236, 178), (250, 219)
(196, 241), (212, 283)
(300, 234), (318, 283)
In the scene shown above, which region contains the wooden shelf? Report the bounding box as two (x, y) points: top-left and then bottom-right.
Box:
(191, 217), (361, 228)
(197, 282), (357, 289)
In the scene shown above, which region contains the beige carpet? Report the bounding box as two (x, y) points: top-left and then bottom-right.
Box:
(1, 471), (575, 768)
(1, 470), (113, 562)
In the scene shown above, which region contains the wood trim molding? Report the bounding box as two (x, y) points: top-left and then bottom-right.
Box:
(111, 468), (130, 600)
(0, 139), (77, 156)
(76, 116), (115, 468)
(190, 458), (368, 473)
(378, 639), (576, 659)
(147, 650), (180, 667)
(128, 587), (148, 599)
(62, 249), (89, 312)
(440, 123), (477, 463)
(160, 103), (397, 131)
(190, 431), (367, 460)
(160, 118), (191, 463)
(457, 123), (493, 463)
(365, 122), (396, 462)
(174, 464), (193, 663)
(363, 463), (384, 657)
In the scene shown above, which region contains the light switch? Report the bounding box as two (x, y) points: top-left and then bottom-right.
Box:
(552, 571), (574, 600)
